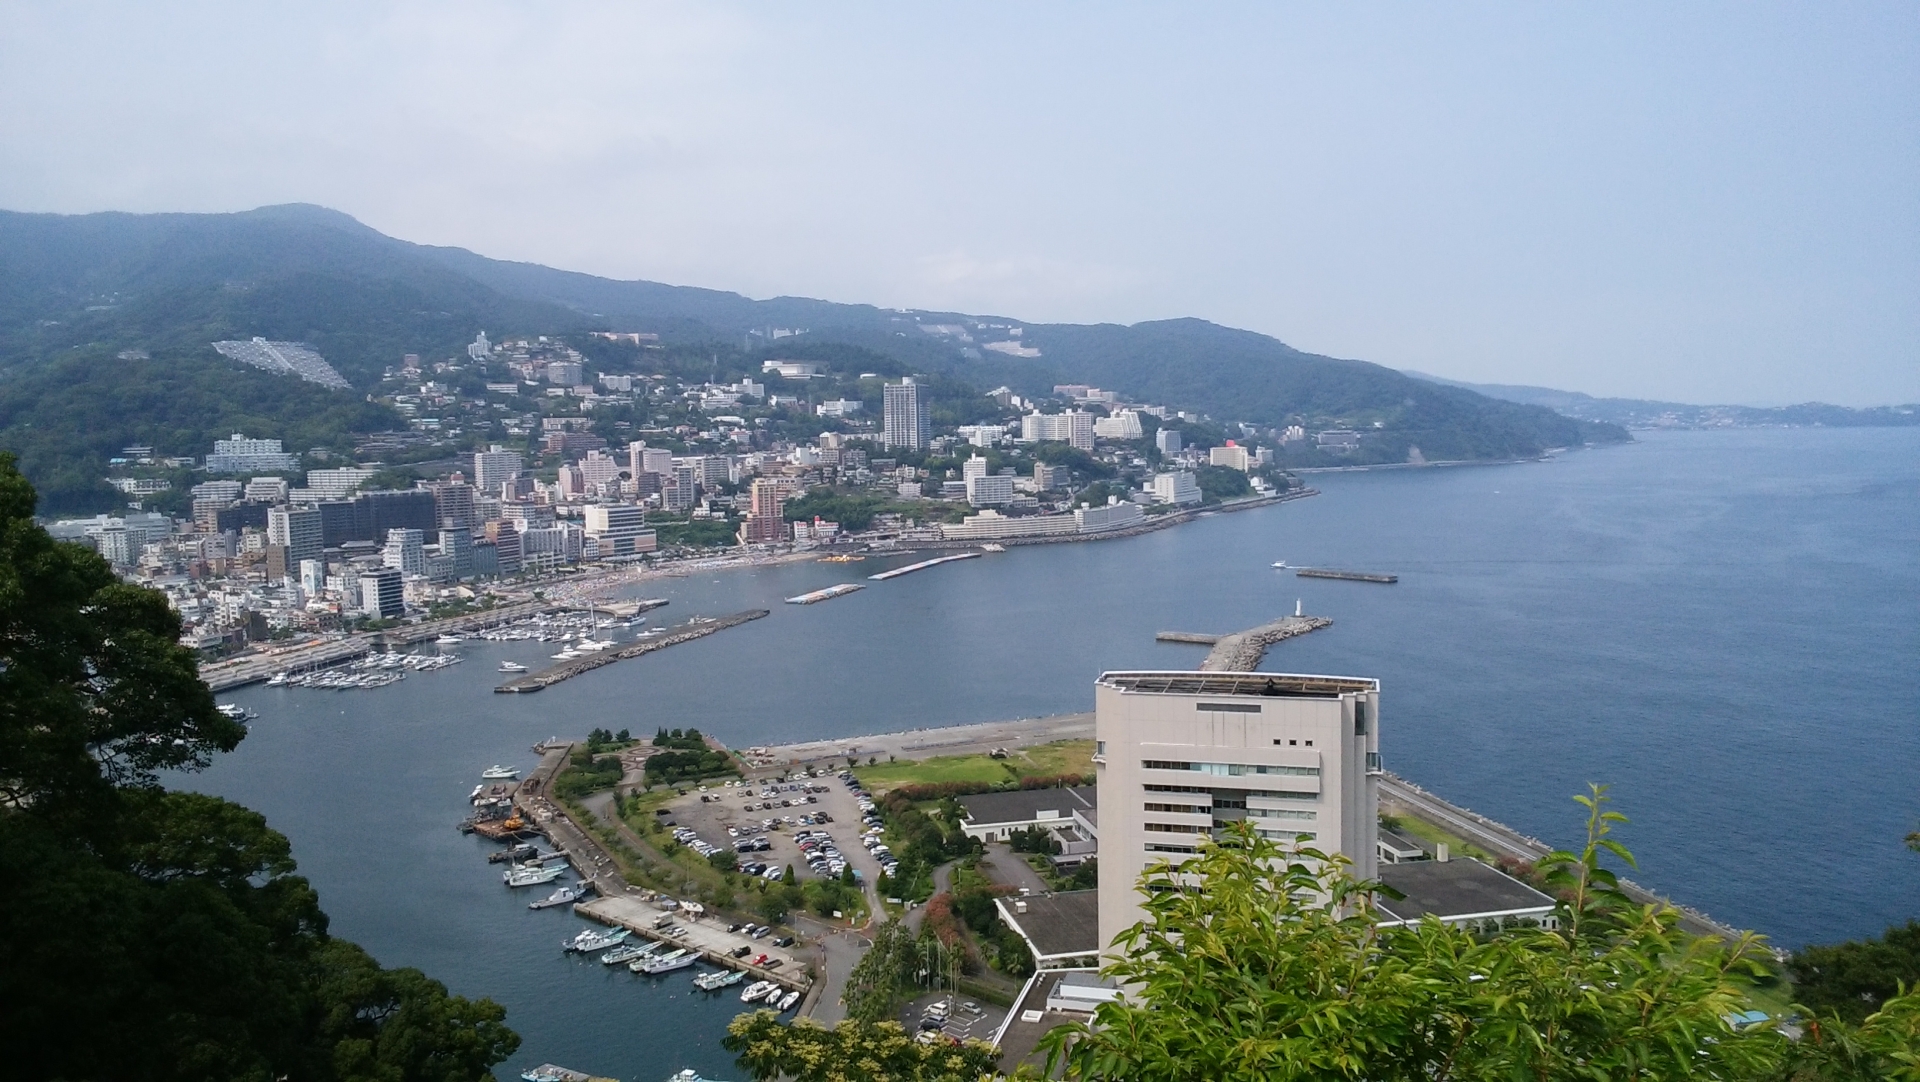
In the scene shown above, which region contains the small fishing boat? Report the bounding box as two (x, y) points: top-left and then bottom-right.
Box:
(693, 968), (746, 991)
(528, 883), (593, 910)
(600, 942), (655, 966)
(498, 661), (528, 673)
(633, 948), (693, 975)
(564, 926), (631, 953)
(504, 864), (565, 888)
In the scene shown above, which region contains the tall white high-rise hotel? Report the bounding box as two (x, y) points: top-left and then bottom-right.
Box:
(1094, 670), (1382, 955)
(882, 378), (930, 450)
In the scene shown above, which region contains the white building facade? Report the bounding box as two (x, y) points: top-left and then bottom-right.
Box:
(1094, 670), (1381, 958)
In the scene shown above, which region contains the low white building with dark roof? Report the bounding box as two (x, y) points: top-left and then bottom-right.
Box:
(994, 890), (1101, 970)
(1374, 857), (1558, 931)
(957, 785), (1096, 844)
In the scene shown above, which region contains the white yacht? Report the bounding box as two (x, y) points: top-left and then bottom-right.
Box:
(497, 661), (529, 673)
(435, 634), (466, 645)
(480, 765), (520, 780)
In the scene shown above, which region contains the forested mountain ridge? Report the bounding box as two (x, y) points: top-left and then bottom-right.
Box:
(1, 203), (1629, 513)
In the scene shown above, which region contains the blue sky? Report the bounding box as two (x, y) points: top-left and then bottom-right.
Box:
(2, 3), (1914, 405)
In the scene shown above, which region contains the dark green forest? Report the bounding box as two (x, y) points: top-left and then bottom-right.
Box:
(0, 455), (518, 1080)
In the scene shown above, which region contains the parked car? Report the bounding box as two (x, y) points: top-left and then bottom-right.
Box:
(773, 935), (794, 947)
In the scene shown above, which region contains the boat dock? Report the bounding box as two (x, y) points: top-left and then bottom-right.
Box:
(1295, 568), (1398, 584)
(867, 551), (982, 581)
(494, 610), (770, 692)
(504, 746), (811, 993)
(1159, 614), (1333, 671)
(785, 583), (865, 604)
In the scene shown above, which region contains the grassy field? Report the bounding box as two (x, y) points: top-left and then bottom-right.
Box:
(853, 739), (1095, 792)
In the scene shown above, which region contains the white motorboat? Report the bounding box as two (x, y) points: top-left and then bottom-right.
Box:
(497, 661), (528, 673)
(481, 765), (519, 780)
(600, 942), (654, 966)
(504, 864), (565, 888)
(739, 980), (776, 1004)
(563, 926), (630, 952)
(265, 672), (289, 686)
(435, 634), (466, 645)
(632, 948), (692, 974)
(776, 989), (800, 1011)
(1271, 560), (1290, 569)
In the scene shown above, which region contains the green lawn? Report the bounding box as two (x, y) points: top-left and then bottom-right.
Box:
(852, 739), (1095, 793)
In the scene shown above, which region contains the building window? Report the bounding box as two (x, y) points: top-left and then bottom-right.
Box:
(1355, 701), (1369, 736)
(1211, 796), (1247, 810)
(1146, 760), (1320, 778)
(1146, 843), (1197, 854)
(1145, 822), (1207, 834)
(1195, 701), (1262, 713)
(1145, 802), (1210, 815)
(1144, 784), (1211, 794)
(1366, 751), (1382, 772)
(1095, 740), (1106, 757)
(1247, 808), (1316, 821)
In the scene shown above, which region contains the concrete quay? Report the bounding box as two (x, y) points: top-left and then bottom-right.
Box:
(511, 744), (810, 992)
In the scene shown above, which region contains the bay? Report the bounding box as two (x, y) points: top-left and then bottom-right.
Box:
(195, 426), (1920, 1080)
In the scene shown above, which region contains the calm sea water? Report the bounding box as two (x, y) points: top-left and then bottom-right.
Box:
(195, 426), (1920, 1080)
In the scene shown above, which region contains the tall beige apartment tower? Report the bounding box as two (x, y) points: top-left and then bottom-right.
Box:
(1094, 670), (1382, 958)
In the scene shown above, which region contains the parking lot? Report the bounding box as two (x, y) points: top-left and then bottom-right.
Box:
(898, 989), (1007, 1047)
(657, 767), (899, 908)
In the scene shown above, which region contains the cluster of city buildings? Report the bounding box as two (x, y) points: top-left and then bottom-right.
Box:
(72, 332), (1373, 650)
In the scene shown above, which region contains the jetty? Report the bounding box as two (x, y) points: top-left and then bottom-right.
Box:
(494, 610), (769, 692)
(867, 551), (982, 581)
(1295, 568), (1398, 584)
(1154, 615), (1333, 671)
(785, 583), (865, 605)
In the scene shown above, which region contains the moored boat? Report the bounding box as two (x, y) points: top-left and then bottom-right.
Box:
(504, 863), (565, 888)
(528, 883), (593, 910)
(633, 948), (693, 975)
(498, 660), (529, 673)
(776, 989), (800, 1011)
(693, 968), (745, 991)
(564, 926), (630, 953)
(600, 942), (654, 966)
(481, 765), (520, 780)
(739, 980), (776, 1004)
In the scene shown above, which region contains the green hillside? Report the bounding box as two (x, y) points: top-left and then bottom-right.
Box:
(0, 203), (1638, 512)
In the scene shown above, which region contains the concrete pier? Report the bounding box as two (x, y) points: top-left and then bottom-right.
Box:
(495, 610), (769, 692)
(1154, 631), (1222, 645)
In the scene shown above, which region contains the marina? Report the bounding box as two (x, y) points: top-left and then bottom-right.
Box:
(494, 611), (770, 693)
(783, 583), (865, 605)
(866, 551), (982, 581)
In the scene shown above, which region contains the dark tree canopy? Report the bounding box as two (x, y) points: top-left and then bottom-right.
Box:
(0, 453), (518, 1081)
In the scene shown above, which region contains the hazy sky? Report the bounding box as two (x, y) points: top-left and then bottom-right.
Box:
(3, 3), (1915, 405)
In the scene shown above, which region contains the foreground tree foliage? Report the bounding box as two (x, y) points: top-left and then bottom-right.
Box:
(1038, 788), (1920, 1082)
(0, 454), (518, 1081)
(724, 1010), (999, 1082)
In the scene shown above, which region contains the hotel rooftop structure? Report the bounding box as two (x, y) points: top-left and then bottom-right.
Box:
(1094, 670), (1382, 955)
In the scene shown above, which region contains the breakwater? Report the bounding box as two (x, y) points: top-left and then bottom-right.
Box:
(494, 610), (770, 693)
(1296, 568), (1398, 584)
(1193, 615), (1334, 670)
